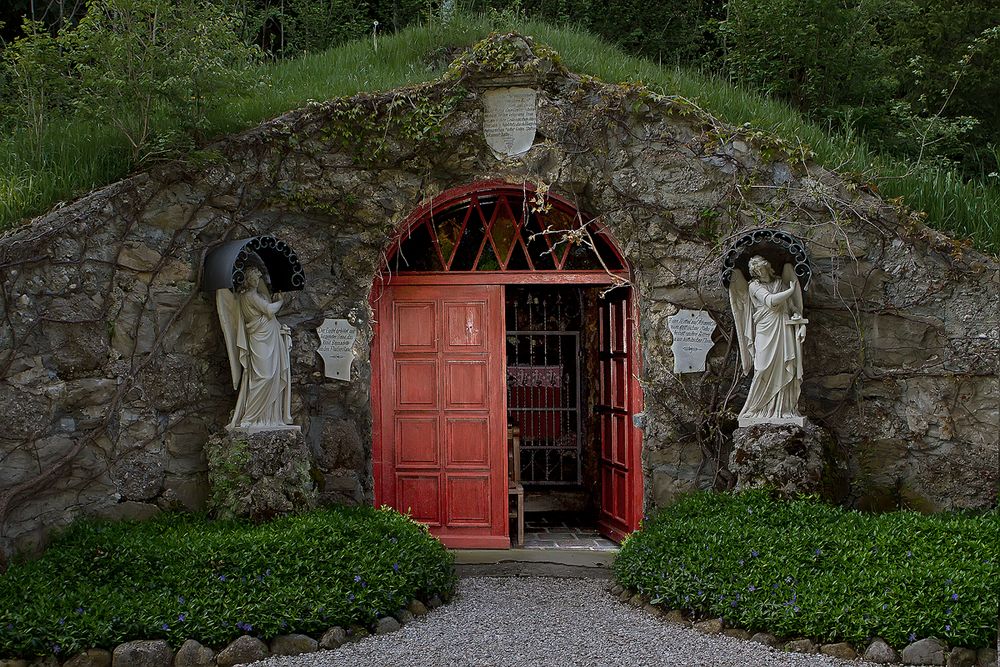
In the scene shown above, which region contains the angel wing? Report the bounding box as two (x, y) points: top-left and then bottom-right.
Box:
(728, 268), (754, 375)
(781, 263), (804, 317)
(216, 289), (247, 390)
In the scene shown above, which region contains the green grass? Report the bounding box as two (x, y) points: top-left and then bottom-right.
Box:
(614, 491), (999, 649)
(1, 14), (997, 253)
(0, 506), (455, 658)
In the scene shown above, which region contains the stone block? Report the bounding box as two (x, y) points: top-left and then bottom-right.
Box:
(407, 599), (428, 616)
(206, 428), (316, 520)
(112, 640), (172, 667)
(977, 647), (998, 667)
(269, 634), (318, 656)
(721, 629), (752, 641)
(394, 609), (415, 624)
(0, 660), (29, 667)
(216, 635), (268, 667)
(901, 638), (947, 666)
(730, 421), (832, 498)
(172, 640), (214, 667)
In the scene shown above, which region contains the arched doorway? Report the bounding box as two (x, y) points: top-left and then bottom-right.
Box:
(371, 182), (643, 548)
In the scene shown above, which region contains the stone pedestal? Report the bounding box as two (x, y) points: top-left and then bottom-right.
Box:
(730, 420), (834, 497)
(206, 428), (316, 520)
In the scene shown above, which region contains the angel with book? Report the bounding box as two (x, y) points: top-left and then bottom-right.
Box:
(728, 255), (807, 427)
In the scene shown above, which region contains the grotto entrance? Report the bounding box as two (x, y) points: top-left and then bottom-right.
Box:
(371, 183), (643, 548)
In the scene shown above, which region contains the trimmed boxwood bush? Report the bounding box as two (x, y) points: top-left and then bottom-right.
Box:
(0, 505), (455, 658)
(614, 491), (998, 648)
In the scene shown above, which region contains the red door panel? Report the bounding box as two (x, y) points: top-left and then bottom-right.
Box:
(377, 284), (508, 549)
(597, 287), (642, 542)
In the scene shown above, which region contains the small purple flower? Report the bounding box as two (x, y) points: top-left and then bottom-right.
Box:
(945, 608), (952, 615)
(389, 537), (397, 544)
(750, 550), (759, 558)
(392, 563), (400, 572)
(354, 575), (362, 583)
(814, 548), (821, 556)
(793, 606), (800, 612)
(58, 618), (65, 626)
(945, 624), (951, 632)
(945, 579), (953, 585)
(347, 593), (355, 601)
(178, 613), (186, 622)
(52, 645), (61, 655)
(909, 633), (917, 642)
(730, 601), (737, 608)
(738, 559), (745, 566)
(265, 568), (272, 576)
(906, 550), (912, 557)
(161, 623), (169, 631)
(219, 575), (226, 582)
(697, 590), (704, 596)
(748, 585), (756, 592)
(951, 593), (958, 601)
(75, 607), (84, 615)
(281, 620), (287, 628)
(178, 596), (185, 605)
(882, 604), (887, 610)
(785, 576), (792, 584)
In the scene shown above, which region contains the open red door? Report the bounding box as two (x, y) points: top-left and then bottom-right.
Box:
(375, 284), (509, 548)
(596, 286), (642, 542)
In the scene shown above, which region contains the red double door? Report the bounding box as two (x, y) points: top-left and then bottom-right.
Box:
(375, 283), (641, 548)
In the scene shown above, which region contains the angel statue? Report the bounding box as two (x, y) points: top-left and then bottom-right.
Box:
(729, 255), (807, 427)
(216, 257), (294, 430)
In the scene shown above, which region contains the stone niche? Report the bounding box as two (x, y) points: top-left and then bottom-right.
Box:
(0, 33), (997, 560)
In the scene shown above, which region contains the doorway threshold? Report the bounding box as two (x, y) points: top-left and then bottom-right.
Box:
(452, 547), (616, 579)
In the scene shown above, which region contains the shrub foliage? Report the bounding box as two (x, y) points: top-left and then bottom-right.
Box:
(0, 506), (456, 658)
(614, 491), (999, 648)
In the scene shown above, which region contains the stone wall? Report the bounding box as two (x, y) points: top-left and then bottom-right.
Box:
(1, 34), (996, 561)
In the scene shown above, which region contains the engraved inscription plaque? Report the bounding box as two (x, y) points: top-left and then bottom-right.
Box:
(667, 309), (717, 373)
(317, 318), (358, 381)
(483, 87), (537, 158)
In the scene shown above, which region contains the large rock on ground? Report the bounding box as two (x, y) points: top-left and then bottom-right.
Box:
(269, 634), (318, 656)
(730, 420), (842, 498)
(319, 627), (347, 650)
(216, 635), (268, 667)
(112, 641), (172, 667)
(64, 649), (111, 667)
(863, 638), (900, 663)
(173, 640), (215, 667)
(901, 638), (947, 665)
(206, 428), (316, 520)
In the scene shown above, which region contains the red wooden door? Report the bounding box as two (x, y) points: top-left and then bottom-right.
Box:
(375, 284), (509, 548)
(596, 287), (642, 541)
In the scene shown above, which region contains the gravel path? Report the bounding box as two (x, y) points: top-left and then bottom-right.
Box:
(251, 577), (855, 667)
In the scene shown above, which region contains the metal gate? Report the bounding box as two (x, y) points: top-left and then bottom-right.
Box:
(506, 331), (583, 485)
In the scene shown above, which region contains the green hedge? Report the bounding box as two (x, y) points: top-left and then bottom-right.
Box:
(614, 491), (999, 648)
(0, 506), (456, 658)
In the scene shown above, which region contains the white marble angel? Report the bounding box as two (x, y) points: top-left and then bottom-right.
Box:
(729, 255), (807, 427)
(216, 259), (294, 430)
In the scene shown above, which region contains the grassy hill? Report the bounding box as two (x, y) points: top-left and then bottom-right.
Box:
(1, 14), (997, 254)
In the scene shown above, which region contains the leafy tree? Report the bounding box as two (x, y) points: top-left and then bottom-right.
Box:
(0, 18), (73, 144)
(64, 0), (260, 161)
